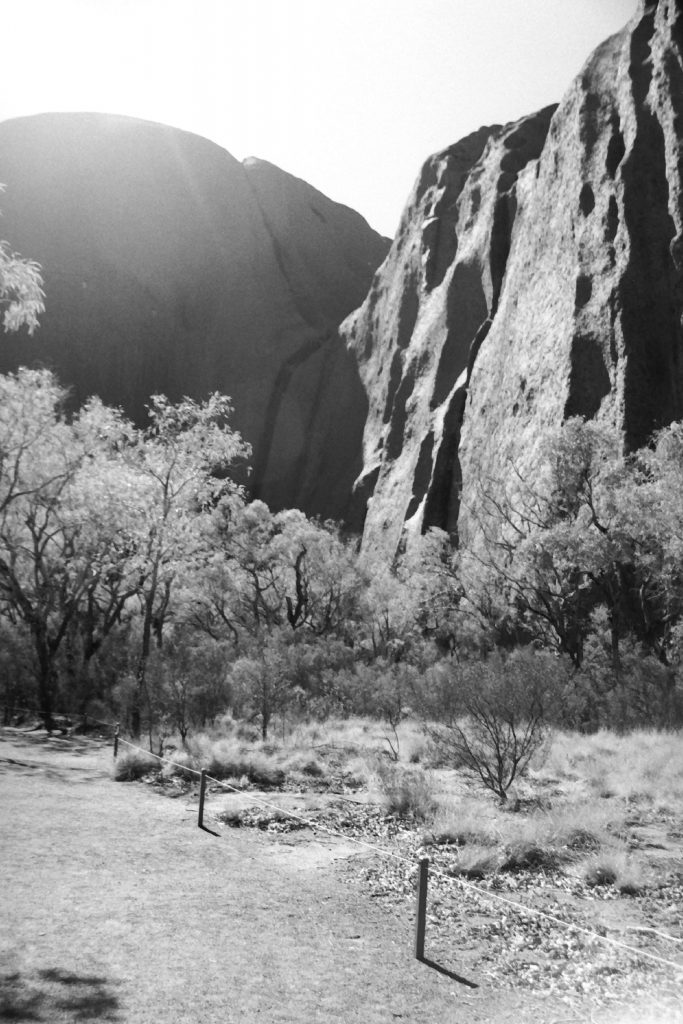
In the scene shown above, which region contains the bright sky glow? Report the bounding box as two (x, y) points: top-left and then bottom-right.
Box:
(3, 0), (636, 237)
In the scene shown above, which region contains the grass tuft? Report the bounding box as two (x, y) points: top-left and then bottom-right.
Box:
(501, 842), (560, 873)
(575, 847), (647, 894)
(449, 845), (502, 879)
(113, 749), (158, 782)
(372, 760), (437, 822)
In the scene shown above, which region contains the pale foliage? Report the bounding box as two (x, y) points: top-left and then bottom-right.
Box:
(0, 186), (45, 335)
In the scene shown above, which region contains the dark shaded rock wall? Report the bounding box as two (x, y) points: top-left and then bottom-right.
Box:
(0, 113), (389, 521)
(342, 0), (683, 557)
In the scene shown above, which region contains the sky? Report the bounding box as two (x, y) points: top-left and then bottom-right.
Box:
(3, 0), (637, 238)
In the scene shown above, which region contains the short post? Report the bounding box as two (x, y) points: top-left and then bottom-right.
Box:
(198, 769), (208, 828)
(414, 857), (429, 960)
(113, 722), (120, 759)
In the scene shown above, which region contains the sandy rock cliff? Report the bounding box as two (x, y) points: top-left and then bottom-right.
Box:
(343, 0), (683, 556)
(0, 113), (389, 520)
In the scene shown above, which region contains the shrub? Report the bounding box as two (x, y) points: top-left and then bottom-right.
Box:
(201, 738), (286, 788)
(578, 848), (646, 894)
(297, 758), (325, 778)
(448, 845), (502, 879)
(426, 651), (555, 801)
(428, 798), (500, 848)
(113, 748), (158, 781)
(160, 750), (198, 782)
(373, 760), (437, 821)
(501, 842), (560, 873)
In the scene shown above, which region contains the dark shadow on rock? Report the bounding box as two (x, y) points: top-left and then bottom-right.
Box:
(418, 956), (479, 988)
(0, 967), (121, 1022)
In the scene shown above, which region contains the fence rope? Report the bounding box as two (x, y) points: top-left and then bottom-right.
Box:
(202, 772), (683, 975)
(118, 737), (204, 777)
(3, 704), (683, 977)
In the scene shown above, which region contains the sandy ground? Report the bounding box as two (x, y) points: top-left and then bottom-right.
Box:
(0, 729), (680, 1023)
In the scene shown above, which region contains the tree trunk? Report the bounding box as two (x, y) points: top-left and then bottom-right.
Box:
(35, 641), (56, 733)
(133, 596), (154, 739)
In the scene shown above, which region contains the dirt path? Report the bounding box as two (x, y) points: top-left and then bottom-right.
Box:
(0, 730), (677, 1023)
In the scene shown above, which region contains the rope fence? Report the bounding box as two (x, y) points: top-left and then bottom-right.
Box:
(3, 702), (683, 984)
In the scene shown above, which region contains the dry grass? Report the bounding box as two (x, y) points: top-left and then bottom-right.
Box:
(370, 759), (437, 821)
(539, 729), (683, 811)
(448, 844), (503, 879)
(429, 795), (501, 847)
(114, 718), (683, 894)
(112, 747), (158, 781)
(573, 845), (648, 894)
(420, 727), (683, 885)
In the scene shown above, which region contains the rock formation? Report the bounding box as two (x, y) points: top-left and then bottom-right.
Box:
(342, 0), (683, 556)
(0, 113), (389, 520)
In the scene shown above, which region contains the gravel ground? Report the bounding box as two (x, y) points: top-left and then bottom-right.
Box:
(1, 728), (682, 1023)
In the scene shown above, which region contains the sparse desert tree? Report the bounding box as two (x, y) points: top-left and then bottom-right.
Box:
(145, 631), (233, 744)
(427, 651), (560, 801)
(229, 635), (301, 740)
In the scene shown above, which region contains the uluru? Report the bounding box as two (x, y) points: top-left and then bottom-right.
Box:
(0, 112), (389, 521)
(342, 0), (683, 555)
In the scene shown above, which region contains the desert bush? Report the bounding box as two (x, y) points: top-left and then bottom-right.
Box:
(159, 749), (198, 782)
(372, 759), (437, 821)
(425, 651), (556, 801)
(449, 845), (502, 879)
(428, 797), (500, 848)
(501, 841), (561, 873)
(196, 737), (286, 787)
(577, 847), (646, 894)
(570, 633), (683, 732)
(298, 758), (325, 778)
(113, 748), (158, 781)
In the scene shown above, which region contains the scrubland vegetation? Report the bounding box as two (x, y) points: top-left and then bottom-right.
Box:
(113, 714), (683, 902)
(2, 365), (683, 858)
(2, 284), (682, 1021)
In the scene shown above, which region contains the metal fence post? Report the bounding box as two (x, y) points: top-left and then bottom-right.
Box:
(113, 722), (120, 759)
(198, 770), (208, 828)
(415, 857), (429, 960)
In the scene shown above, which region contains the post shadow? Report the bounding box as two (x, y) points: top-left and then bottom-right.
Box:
(414, 858), (478, 989)
(417, 956), (479, 988)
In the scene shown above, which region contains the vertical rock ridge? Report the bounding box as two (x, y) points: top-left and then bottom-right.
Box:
(342, 110), (555, 555)
(345, 2), (683, 559)
(455, 0), (683, 548)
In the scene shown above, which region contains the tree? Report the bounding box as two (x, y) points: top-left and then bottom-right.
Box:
(462, 419), (628, 667)
(189, 501), (363, 646)
(229, 636), (303, 740)
(124, 393), (249, 738)
(0, 188), (44, 335)
(0, 370), (138, 728)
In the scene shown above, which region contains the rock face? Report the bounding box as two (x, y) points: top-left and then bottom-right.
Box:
(343, 0), (683, 556)
(0, 113), (389, 520)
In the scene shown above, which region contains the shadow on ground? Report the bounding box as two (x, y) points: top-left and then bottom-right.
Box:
(0, 968), (120, 1022)
(419, 956), (479, 988)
